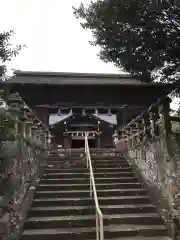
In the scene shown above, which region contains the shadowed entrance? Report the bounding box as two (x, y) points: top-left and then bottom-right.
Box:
(71, 139), (96, 148)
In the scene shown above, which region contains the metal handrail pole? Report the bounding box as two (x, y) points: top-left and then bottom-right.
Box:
(100, 215), (104, 240)
(84, 134), (104, 240)
(96, 211), (100, 240)
(90, 177), (92, 198)
(85, 138), (89, 168)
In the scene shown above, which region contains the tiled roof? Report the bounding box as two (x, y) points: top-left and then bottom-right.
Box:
(7, 70), (148, 85)
(94, 114), (117, 125)
(49, 114), (117, 126)
(49, 114), (72, 125)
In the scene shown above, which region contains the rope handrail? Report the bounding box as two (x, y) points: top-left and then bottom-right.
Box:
(85, 134), (104, 240)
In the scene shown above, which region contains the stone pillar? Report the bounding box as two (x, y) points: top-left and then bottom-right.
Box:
(158, 97), (172, 138)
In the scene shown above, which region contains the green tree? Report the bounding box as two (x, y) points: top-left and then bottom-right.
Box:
(73, 0), (180, 83)
(0, 30), (22, 80)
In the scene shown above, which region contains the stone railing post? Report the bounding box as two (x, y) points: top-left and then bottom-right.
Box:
(141, 112), (151, 140)
(125, 127), (132, 149)
(149, 104), (160, 137)
(120, 129), (128, 149)
(157, 97), (172, 157)
(7, 92), (23, 197)
(131, 123), (138, 148)
(135, 116), (144, 144)
(158, 97), (172, 138)
(25, 113), (34, 184)
(126, 122), (135, 149)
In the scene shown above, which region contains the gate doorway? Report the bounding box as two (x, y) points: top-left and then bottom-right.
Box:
(71, 139), (96, 148)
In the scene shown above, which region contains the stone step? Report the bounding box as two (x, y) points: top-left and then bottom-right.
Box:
(38, 177), (138, 186)
(43, 167), (132, 173)
(36, 182), (142, 190)
(24, 213), (163, 229)
(93, 177), (138, 183)
(48, 156), (84, 159)
(43, 171), (134, 179)
(29, 204), (157, 217)
(39, 178), (89, 185)
(88, 238), (172, 240)
(35, 188), (147, 198)
(22, 152), (171, 240)
(92, 159), (127, 163)
(41, 174), (136, 183)
(47, 156), (83, 160)
(93, 172), (134, 177)
(94, 159), (127, 162)
(44, 163), (86, 168)
(22, 225), (168, 240)
(47, 155), (83, 159)
(94, 163), (130, 168)
(92, 156), (124, 160)
(32, 196), (151, 207)
(46, 161), (129, 167)
(46, 159), (85, 164)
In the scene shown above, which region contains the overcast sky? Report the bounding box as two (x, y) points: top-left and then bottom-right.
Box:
(0, 0), (179, 111)
(0, 0), (119, 74)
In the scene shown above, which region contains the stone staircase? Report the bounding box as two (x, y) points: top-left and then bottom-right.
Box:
(21, 150), (172, 240)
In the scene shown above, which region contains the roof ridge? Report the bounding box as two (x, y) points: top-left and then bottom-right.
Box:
(14, 70), (133, 79)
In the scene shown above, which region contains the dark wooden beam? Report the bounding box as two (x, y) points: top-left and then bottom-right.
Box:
(8, 83), (171, 110)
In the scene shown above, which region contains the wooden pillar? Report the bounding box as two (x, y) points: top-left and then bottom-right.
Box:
(116, 109), (128, 126)
(96, 133), (101, 148)
(116, 111), (122, 125)
(63, 133), (71, 149)
(121, 108), (129, 125)
(50, 135), (57, 149)
(96, 136), (101, 148)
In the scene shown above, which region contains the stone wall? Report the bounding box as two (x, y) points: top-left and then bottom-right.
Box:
(117, 97), (180, 239)
(0, 93), (50, 240)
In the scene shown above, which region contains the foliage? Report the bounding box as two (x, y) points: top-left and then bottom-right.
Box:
(0, 30), (23, 80)
(73, 0), (180, 83)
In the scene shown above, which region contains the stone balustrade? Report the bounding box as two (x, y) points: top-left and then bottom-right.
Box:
(118, 96), (180, 238)
(119, 97), (173, 148)
(0, 92), (50, 240)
